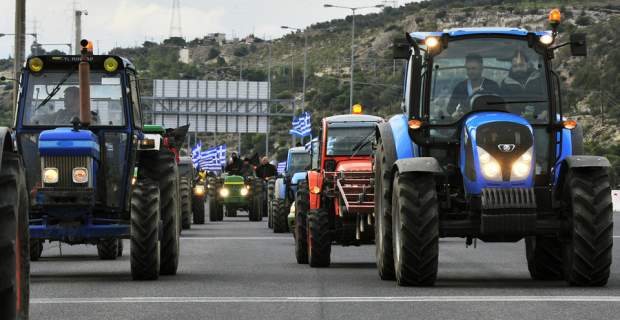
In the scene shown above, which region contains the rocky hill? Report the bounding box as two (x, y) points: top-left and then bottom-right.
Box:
(1, 0), (619, 179)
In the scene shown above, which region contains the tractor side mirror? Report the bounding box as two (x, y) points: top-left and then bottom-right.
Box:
(392, 39), (410, 60)
(570, 33), (587, 57)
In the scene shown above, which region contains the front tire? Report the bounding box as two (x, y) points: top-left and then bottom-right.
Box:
(563, 168), (613, 286)
(180, 179), (192, 230)
(97, 239), (119, 260)
(525, 236), (563, 280)
(374, 138), (395, 280)
(193, 194), (206, 224)
(130, 180), (161, 281)
(295, 181), (309, 264)
(272, 199), (288, 233)
(29, 239), (42, 262)
(307, 209), (331, 268)
(392, 172), (439, 286)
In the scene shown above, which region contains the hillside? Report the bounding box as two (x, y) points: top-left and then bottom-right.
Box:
(1, 0), (619, 178)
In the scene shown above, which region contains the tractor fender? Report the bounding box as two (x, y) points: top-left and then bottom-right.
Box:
(394, 157), (442, 175)
(376, 122), (398, 179)
(307, 170), (322, 210)
(274, 178), (286, 200)
(387, 114), (415, 160)
(555, 155), (611, 196)
(289, 171), (307, 199)
(0, 127), (15, 172)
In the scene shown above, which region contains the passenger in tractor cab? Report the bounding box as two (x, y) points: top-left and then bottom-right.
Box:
(255, 156), (277, 179)
(501, 49), (547, 121)
(225, 152), (243, 175)
(241, 157), (255, 177)
(447, 53), (500, 119)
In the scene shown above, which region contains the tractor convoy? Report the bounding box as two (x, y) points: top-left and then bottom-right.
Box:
(2, 8), (616, 319)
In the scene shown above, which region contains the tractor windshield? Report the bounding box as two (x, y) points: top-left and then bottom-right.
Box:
(428, 37), (549, 125)
(326, 125), (375, 156)
(288, 152), (310, 173)
(22, 71), (126, 126)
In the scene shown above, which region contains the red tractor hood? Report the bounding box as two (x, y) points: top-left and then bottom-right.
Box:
(335, 159), (372, 172)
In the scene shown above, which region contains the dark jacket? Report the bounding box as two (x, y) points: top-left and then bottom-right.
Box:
(255, 163), (277, 179)
(225, 158), (243, 175)
(447, 78), (501, 115)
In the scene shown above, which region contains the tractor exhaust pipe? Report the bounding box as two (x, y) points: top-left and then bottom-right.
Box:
(78, 39), (91, 126)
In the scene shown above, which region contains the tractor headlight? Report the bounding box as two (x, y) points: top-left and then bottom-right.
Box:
(43, 167), (59, 184)
(511, 147), (533, 180)
(193, 185), (205, 196)
(219, 187), (230, 198)
(240, 186), (249, 196)
(72, 167), (89, 184)
(477, 147), (502, 181)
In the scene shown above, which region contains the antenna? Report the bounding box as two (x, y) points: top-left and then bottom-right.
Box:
(169, 0), (183, 38)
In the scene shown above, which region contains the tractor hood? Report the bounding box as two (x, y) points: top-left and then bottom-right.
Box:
(335, 159), (372, 172)
(460, 112), (534, 194)
(38, 128), (100, 160)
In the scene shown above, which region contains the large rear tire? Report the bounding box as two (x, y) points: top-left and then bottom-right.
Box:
(29, 239), (42, 262)
(307, 209), (331, 268)
(295, 181), (309, 264)
(130, 180), (160, 281)
(180, 179), (192, 230)
(249, 180), (263, 222)
(525, 236), (563, 280)
(97, 239), (119, 260)
(392, 172), (439, 286)
(272, 199), (288, 233)
(0, 152), (30, 320)
(563, 168), (613, 286)
(374, 139), (395, 280)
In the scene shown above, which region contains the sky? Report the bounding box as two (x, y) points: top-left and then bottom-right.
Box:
(0, 0), (413, 58)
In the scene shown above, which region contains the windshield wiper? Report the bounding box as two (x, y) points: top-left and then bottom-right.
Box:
(487, 99), (548, 105)
(350, 131), (375, 158)
(35, 69), (76, 110)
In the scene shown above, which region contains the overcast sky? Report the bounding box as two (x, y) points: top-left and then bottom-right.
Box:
(0, 0), (415, 58)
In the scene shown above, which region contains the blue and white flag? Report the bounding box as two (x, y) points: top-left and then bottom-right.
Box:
(277, 161), (286, 175)
(289, 112), (312, 138)
(217, 144), (227, 167)
(191, 140), (202, 169)
(199, 144), (226, 172)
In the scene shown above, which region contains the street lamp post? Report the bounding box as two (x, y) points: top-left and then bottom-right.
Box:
(281, 26), (308, 115)
(323, 3), (383, 112)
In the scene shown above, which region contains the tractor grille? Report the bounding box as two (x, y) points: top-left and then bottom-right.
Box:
(42, 156), (89, 188)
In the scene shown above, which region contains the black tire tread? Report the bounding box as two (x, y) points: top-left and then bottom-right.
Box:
(273, 199), (288, 233)
(374, 139), (395, 280)
(307, 209), (331, 268)
(295, 181), (309, 264)
(130, 179), (160, 281)
(180, 179), (191, 230)
(393, 172), (439, 286)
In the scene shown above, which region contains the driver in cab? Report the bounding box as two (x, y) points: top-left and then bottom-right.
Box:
(447, 54), (500, 119)
(35, 86), (99, 125)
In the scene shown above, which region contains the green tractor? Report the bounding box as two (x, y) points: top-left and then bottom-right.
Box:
(207, 174), (264, 221)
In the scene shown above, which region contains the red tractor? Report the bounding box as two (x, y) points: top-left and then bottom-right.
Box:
(295, 111), (383, 267)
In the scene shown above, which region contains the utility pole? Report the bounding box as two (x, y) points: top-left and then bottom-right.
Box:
(266, 42), (272, 156)
(13, 0), (26, 109)
(74, 9), (88, 54)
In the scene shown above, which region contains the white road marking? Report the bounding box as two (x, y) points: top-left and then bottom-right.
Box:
(180, 237), (289, 240)
(31, 296), (620, 304)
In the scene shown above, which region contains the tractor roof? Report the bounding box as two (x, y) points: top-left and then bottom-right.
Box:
(325, 114), (383, 124)
(26, 55), (136, 72)
(409, 28), (550, 43)
(289, 146), (307, 154)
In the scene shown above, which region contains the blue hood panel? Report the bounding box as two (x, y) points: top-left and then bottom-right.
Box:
(38, 128), (100, 159)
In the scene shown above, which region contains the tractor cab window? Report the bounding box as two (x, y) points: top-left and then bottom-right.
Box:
(428, 38), (549, 125)
(325, 125), (375, 156)
(289, 152), (311, 173)
(23, 71), (126, 126)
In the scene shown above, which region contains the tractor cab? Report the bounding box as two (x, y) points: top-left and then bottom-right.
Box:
(16, 54), (141, 215)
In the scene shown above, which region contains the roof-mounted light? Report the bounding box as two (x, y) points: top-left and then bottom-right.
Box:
(103, 57), (119, 72)
(352, 104), (363, 114)
(549, 9), (561, 26)
(28, 57), (44, 72)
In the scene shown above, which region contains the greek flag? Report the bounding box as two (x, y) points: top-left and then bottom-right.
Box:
(277, 161), (286, 175)
(217, 144), (227, 167)
(199, 144), (226, 172)
(191, 141), (202, 169)
(289, 112), (312, 138)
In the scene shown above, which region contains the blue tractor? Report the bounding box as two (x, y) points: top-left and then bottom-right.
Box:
(269, 146), (310, 233)
(375, 11), (613, 286)
(14, 41), (182, 280)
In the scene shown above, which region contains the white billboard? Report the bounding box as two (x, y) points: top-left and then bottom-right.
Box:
(151, 80), (270, 133)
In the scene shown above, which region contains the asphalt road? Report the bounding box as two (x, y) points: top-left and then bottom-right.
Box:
(30, 211), (620, 320)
